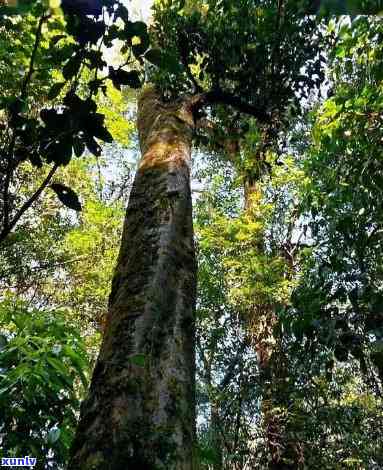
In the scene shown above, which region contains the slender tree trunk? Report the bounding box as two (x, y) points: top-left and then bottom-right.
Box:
(69, 87), (197, 470)
(205, 360), (223, 470)
(243, 179), (297, 469)
(210, 402), (223, 470)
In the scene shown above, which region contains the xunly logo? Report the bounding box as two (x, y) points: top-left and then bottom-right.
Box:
(1, 456), (36, 467)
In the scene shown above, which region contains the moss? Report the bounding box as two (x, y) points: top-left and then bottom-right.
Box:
(84, 452), (105, 470)
(123, 377), (141, 394)
(167, 376), (183, 403)
(146, 425), (180, 469)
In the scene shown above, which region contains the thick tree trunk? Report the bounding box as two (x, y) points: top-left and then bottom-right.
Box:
(69, 87), (197, 470)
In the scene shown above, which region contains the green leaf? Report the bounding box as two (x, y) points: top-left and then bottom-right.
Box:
(51, 34), (66, 46)
(63, 56), (81, 80)
(144, 48), (163, 67)
(63, 345), (88, 388)
(128, 354), (146, 367)
(0, 386), (10, 396)
(110, 69), (141, 89)
(84, 114), (113, 143)
(46, 356), (73, 386)
(44, 138), (73, 166)
(85, 136), (101, 157)
(126, 21), (147, 39)
(47, 82), (65, 100)
(0, 334), (7, 351)
(93, 126), (113, 143)
(132, 32), (150, 57)
(50, 183), (82, 212)
(47, 428), (61, 445)
(73, 137), (85, 158)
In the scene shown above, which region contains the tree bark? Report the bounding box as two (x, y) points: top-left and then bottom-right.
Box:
(69, 87), (197, 470)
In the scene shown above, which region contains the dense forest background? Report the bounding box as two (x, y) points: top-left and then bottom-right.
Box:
(0, 1), (382, 469)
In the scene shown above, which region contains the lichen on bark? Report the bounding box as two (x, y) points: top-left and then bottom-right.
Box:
(68, 87), (197, 470)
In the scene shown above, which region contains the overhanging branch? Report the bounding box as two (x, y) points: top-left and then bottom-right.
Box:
(188, 89), (271, 124)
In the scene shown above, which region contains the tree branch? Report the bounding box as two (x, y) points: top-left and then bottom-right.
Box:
(2, 14), (48, 235)
(188, 89), (271, 124)
(0, 163), (59, 244)
(219, 340), (247, 391)
(21, 14), (49, 100)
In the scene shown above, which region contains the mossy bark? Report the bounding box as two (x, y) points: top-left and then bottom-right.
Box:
(69, 88), (197, 470)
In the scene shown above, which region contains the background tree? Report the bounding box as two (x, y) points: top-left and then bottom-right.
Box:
(189, 14), (383, 469)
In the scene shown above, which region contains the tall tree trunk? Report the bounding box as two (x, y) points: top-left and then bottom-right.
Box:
(69, 87), (197, 470)
(243, 179), (296, 469)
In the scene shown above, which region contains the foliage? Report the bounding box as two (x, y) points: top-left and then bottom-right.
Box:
(285, 15), (383, 392)
(313, 0), (383, 15)
(57, 163), (126, 329)
(0, 0), (147, 243)
(194, 159), (260, 469)
(277, 350), (383, 468)
(0, 299), (90, 469)
(0, 154), (129, 334)
(150, 0), (325, 158)
(194, 148), (383, 468)
(0, 77), (132, 468)
(0, 23), (135, 325)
